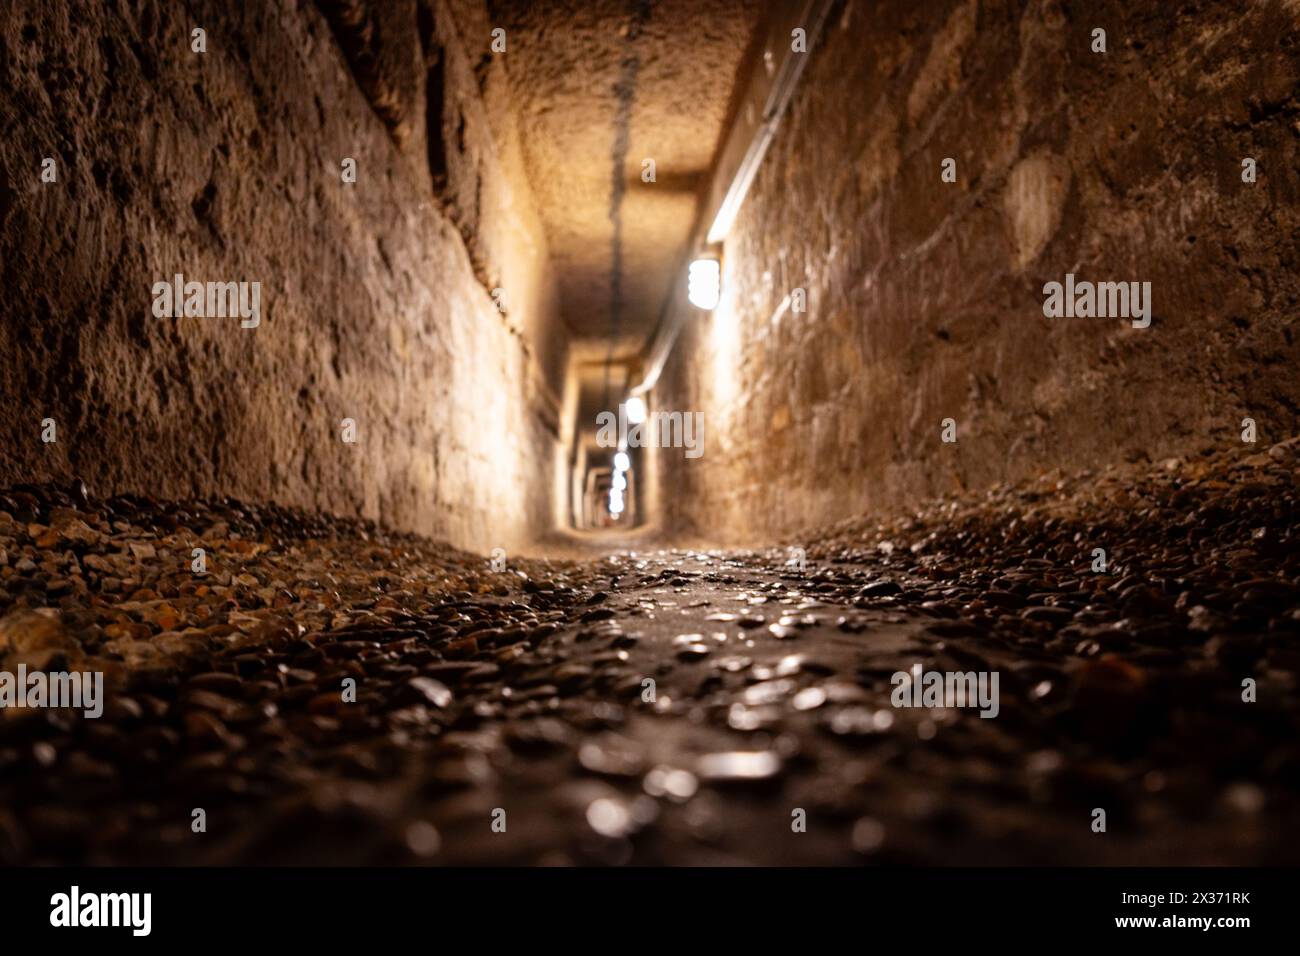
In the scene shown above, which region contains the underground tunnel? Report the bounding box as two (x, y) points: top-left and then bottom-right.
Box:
(1, 0), (1300, 909)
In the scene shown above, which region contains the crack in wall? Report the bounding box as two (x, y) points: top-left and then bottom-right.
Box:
(603, 0), (653, 407)
(315, 0), (409, 142)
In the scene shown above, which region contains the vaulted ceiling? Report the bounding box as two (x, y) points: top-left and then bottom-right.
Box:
(486, 0), (766, 355)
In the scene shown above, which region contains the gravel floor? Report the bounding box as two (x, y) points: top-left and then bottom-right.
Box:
(2, 440), (1298, 865)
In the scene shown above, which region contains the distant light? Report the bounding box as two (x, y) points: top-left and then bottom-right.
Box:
(688, 258), (721, 310)
(611, 471), (627, 491)
(624, 396), (647, 424)
(613, 451), (631, 472)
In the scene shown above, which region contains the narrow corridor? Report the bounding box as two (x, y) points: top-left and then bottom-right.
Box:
(2, 0), (1299, 876)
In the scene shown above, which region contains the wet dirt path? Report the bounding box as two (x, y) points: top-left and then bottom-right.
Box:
(3, 441), (1298, 865)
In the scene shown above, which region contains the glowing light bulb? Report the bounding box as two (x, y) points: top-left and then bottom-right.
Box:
(613, 451), (631, 472)
(688, 258), (721, 310)
(624, 396), (647, 424)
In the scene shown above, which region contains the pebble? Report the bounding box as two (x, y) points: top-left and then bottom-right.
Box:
(696, 750), (783, 783)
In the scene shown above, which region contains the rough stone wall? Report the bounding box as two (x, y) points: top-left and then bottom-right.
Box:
(659, 0), (1300, 545)
(0, 0), (561, 553)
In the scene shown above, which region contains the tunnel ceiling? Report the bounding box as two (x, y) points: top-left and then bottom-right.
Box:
(486, 0), (766, 355)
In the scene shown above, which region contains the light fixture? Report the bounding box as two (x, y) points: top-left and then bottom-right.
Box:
(613, 451), (630, 472)
(624, 396), (647, 425)
(688, 258), (721, 310)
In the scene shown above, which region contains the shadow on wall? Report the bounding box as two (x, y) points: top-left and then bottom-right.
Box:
(0, 0), (566, 553)
(654, 0), (1300, 546)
